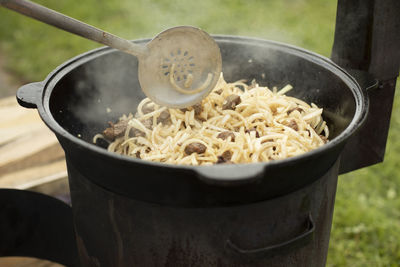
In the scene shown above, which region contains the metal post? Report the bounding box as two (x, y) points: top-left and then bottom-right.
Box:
(332, 0), (400, 174)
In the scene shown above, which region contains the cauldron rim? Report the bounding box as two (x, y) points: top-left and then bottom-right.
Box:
(27, 35), (367, 185)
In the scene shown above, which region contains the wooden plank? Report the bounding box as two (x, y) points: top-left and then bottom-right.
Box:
(0, 96), (66, 187)
(0, 257), (63, 267)
(0, 123), (42, 145)
(0, 98), (31, 123)
(0, 159), (67, 189)
(0, 128), (64, 177)
(0, 96), (43, 145)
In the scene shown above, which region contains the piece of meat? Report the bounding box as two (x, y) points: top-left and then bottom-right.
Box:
(180, 103), (203, 116)
(111, 120), (128, 136)
(214, 88), (223, 95)
(245, 127), (260, 138)
(222, 150), (232, 160)
(103, 120), (128, 141)
(129, 127), (146, 138)
(103, 127), (114, 140)
(216, 150), (232, 164)
(217, 131), (235, 141)
(157, 110), (171, 125)
(128, 119), (152, 138)
(192, 103), (202, 115)
(222, 94), (241, 110)
(286, 120), (299, 131)
(184, 142), (207, 155)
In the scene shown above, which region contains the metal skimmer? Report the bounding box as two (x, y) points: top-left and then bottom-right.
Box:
(0, 0), (222, 108)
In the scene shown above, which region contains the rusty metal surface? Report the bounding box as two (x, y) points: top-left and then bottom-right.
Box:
(68, 159), (340, 267)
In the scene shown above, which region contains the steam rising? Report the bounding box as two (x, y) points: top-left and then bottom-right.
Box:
(54, 1), (338, 141)
(67, 50), (145, 138)
(61, 34), (353, 145)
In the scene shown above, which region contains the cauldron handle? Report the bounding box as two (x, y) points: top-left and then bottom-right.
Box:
(225, 213), (314, 259)
(0, 189), (79, 266)
(16, 81), (44, 109)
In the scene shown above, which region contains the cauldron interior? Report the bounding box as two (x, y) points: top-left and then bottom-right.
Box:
(49, 37), (356, 145)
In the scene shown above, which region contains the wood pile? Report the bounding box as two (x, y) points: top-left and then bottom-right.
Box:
(0, 96), (67, 190)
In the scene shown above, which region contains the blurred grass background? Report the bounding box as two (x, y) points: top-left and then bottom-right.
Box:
(0, 0), (399, 266)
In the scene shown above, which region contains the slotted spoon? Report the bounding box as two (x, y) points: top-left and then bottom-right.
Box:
(0, 0), (222, 108)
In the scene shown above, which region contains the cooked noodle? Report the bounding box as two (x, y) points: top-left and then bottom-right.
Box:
(94, 74), (329, 165)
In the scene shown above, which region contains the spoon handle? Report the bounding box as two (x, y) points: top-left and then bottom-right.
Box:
(0, 0), (148, 57)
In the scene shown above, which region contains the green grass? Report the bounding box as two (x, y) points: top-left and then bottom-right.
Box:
(329, 91), (400, 266)
(1, 0), (399, 266)
(0, 0), (336, 82)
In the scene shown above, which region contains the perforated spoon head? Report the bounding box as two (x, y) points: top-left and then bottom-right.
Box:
(138, 26), (222, 108)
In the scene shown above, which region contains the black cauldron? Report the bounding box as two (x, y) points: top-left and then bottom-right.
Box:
(17, 36), (368, 204)
(2, 36), (371, 266)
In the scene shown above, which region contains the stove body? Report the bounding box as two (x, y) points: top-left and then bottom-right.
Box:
(68, 160), (339, 267)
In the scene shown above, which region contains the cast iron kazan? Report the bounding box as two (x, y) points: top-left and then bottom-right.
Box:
(1, 35), (375, 267)
(17, 35), (370, 205)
